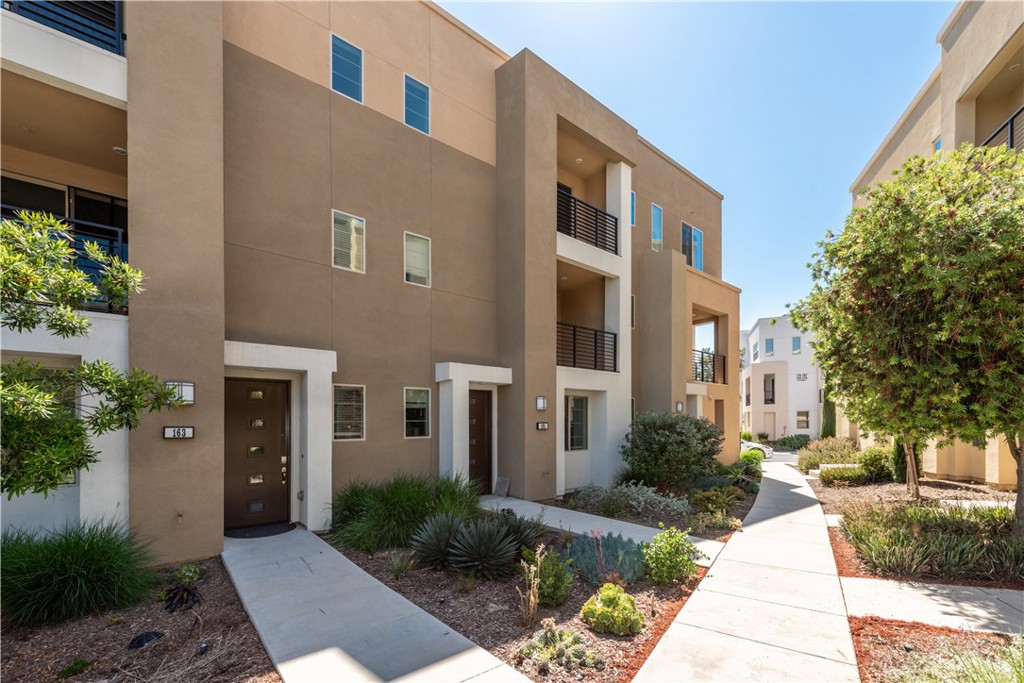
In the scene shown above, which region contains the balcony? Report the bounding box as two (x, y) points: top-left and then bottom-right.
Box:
(556, 189), (618, 255)
(3, 1), (124, 55)
(691, 349), (726, 384)
(557, 322), (617, 372)
(1, 205), (128, 314)
(982, 105), (1023, 151)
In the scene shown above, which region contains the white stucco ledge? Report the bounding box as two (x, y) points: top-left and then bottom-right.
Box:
(435, 362), (512, 385)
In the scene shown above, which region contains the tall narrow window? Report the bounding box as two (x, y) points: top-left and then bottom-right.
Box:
(404, 75), (430, 134)
(630, 191), (635, 227)
(331, 35), (362, 102)
(692, 227), (704, 271)
(796, 411), (810, 429)
(630, 294), (636, 329)
(334, 385), (364, 440)
(753, 341), (759, 362)
(404, 232), (430, 287)
(405, 388), (429, 438)
(332, 210), (365, 273)
(565, 396), (588, 451)
(765, 338), (774, 356)
(651, 204), (663, 252)
(792, 336), (801, 354)
(764, 374), (775, 405)
(681, 223), (692, 265)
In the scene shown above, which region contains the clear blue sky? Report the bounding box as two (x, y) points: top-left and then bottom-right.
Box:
(439, 1), (956, 332)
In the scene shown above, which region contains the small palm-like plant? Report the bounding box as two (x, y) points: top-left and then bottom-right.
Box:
(449, 518), (517, 579)
(410, 512), (463, 569)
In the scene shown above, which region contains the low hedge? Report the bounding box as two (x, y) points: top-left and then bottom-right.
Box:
(797, 437), (859, 473)
(819, 466), (870, 487)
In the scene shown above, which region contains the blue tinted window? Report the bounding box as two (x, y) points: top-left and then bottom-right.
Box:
(405, 76), (430, 134)
(682, 223), (692, 265)
(651, 204), (663, 252)
(765, 338), (774, 355)
(692, 227), (704, 271)
(630, 192), (635, 226)
(331, 35), (362, 102)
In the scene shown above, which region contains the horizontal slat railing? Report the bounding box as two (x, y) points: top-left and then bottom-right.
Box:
(557, 322), (617, 372)
(691, 349), (726, 384)
(556, 189), (618, 255)
(4, 1), (124, 55)
(981, 104), (1023, 152)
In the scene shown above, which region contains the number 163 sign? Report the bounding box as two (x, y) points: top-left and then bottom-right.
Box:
(163, 426), (195, 439)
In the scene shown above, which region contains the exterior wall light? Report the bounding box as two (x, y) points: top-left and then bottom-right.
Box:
(675, 401), (684, 413)
(536, 396), (548, 411)
(165, 381), (195, 405)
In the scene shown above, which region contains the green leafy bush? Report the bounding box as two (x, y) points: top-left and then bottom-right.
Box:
(738, 449), (764, 475)
(615, 481), (692, 518)
(858, 446), (894, 482)
(522, 546), (574, 607)
(891, 439), (924, 484)
(449, 518), (518, 579)
(566, 532), (644, 586)
(740, 431), (753, 441)
(688, 489), (733, 514)
(797, 437), (859, 472)
(688, 511), (742, 535)
(520, 618), (605, 674)
(642, 523), (705, 584)
(1, 522), (159, 626)
(331, 474), (480, 552)
(756, 432), (769, 442)
(171, 563), (204, 586)
(580, 583), (644, 635)
(819, 466), (871, 487)
(410, 512), (462, 568)
(774, 434), (811, 450)
(620, 412), (723, 488)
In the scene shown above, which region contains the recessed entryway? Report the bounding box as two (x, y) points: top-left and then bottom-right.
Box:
(468, 389), (492, 493)
(224, 378), (290, 530)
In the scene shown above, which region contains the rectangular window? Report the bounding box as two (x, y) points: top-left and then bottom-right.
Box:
(797, 411), (810, 430)
(332, 210), (365, 273)
(630, 294), (636, 329)
(651, 204), (663, 252)
(752, 341), (759, 362)
(692, 227), (703, 271)
(630, 191), (635, 227)
(681, 223), (692, 266)
(565, 395), (588, 451)
(334, 385), (364, 440)
(405, 388), (429, 438)
(403, 232), (430, 287)
(792, 336), (802, 354)
(764, 374), (775, 405)
(934, 138), (941, 152)
(765, 338), (774, 356)
(404, 75), (430, 135)
(331, 35), (362, 102)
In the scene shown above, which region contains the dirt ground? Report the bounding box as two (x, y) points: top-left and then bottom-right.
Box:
(807, 474), (1014, 515)
(335, 530), (705, 683)
(1, 558), (279, 683)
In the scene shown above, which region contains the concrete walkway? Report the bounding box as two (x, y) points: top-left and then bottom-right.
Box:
(222, 529), (528, 683)
(480, 494), (724, 567)
(634, 462), (860, 682)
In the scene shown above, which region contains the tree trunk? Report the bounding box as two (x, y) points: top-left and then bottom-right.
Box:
(904, 440), (920, 500)
(1007, 433), (1023, 540)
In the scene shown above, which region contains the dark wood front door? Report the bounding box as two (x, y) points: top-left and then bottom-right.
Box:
(224, 379), (289, 530)
(468, 390), (492, 494)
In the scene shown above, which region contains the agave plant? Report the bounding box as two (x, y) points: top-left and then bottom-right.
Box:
(449, 518), (517, 579)
(410, 512), (463, 569)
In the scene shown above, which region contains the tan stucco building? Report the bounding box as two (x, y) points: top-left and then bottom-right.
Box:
(1, 1), (741, 563)
(850, 0), (1022, 490)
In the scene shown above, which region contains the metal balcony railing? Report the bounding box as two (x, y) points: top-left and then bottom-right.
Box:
(691, 349), (726, 384)
(982, 105), (1023, 152)
(1, 204), (128, 314)
(3, 1), (124, 55)
(557, 322), (617, 372)
(556, 189), (618, 255)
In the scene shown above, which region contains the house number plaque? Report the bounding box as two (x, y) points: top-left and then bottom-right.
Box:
(163, 426), (195, 439)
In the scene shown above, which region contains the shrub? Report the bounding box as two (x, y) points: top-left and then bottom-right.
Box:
(522, 545), (574, 607)
(740, 431), (753, 441)
(330, 481), (377, 530)
(566, 532), (645, 586)
(891, 438), (924, 484)
(597, 492), (627, 518)
(688, 489), (732, 514)
(449, 518), (518, 579)
(386, 551), (416, 579)
(892, 634), (1024, 683)
(580, 583), (644, 636)
(642, 523), (705, 584)
(1, 522), (159, 626)
(819, 466), (871, 487)
(738, 449), (764, 475)
(615, 481), (692, 519)
(410, 512), (463, 569)
(498, 509), (546, 552)
(689, 511), (742, 535)
(171, 563), (203, 586)
(797, 437), (859, 473)
(756, 432), (770, 442)
(566, 485), (606, 511)
(774, 434), (811, 450)
(858, 446), (893, 482)
(620, 412), (723, 488)
(520, 618), (605, 674)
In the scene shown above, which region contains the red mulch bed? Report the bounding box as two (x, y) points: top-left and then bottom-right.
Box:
(850, 616), (1012, 683)
(828, 527), (1024, 590)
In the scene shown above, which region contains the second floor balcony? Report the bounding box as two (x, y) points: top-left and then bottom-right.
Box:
(557, 322), (617, 372)
(982, 104), (1023, 152)
(691, 349), (726, 385)
(556, 188), (618, 255)
(3, 1), (124, 55)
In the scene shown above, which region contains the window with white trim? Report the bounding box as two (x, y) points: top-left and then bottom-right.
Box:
(404, 232), (430, 286)
(331, 35), (362, 102)
(651, 204), (663, 252)
(404, 75), (430, 134)
(792, 336), (802, 354)
(405, 388), (429, 438)
(796, 411), (809, 430)
(765, 338), (774, 356)
(565, 395), (588, 451)
(334, 385), (364, 440)
(332, 210), (365, 273)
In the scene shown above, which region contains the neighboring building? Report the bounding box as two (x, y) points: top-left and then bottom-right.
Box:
(849, 0), (1022, 489)
(0, 1), (741, 562)
(739, 316), (820, 441)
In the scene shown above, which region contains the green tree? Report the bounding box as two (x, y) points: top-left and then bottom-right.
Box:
(1, 211), (179, 498)
(791, 144), (1024, 536)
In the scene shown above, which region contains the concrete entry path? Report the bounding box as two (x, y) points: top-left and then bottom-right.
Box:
(480, 494), (724, 567)
(222, 528), (529, 683)
(634, 462), (860, 683)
